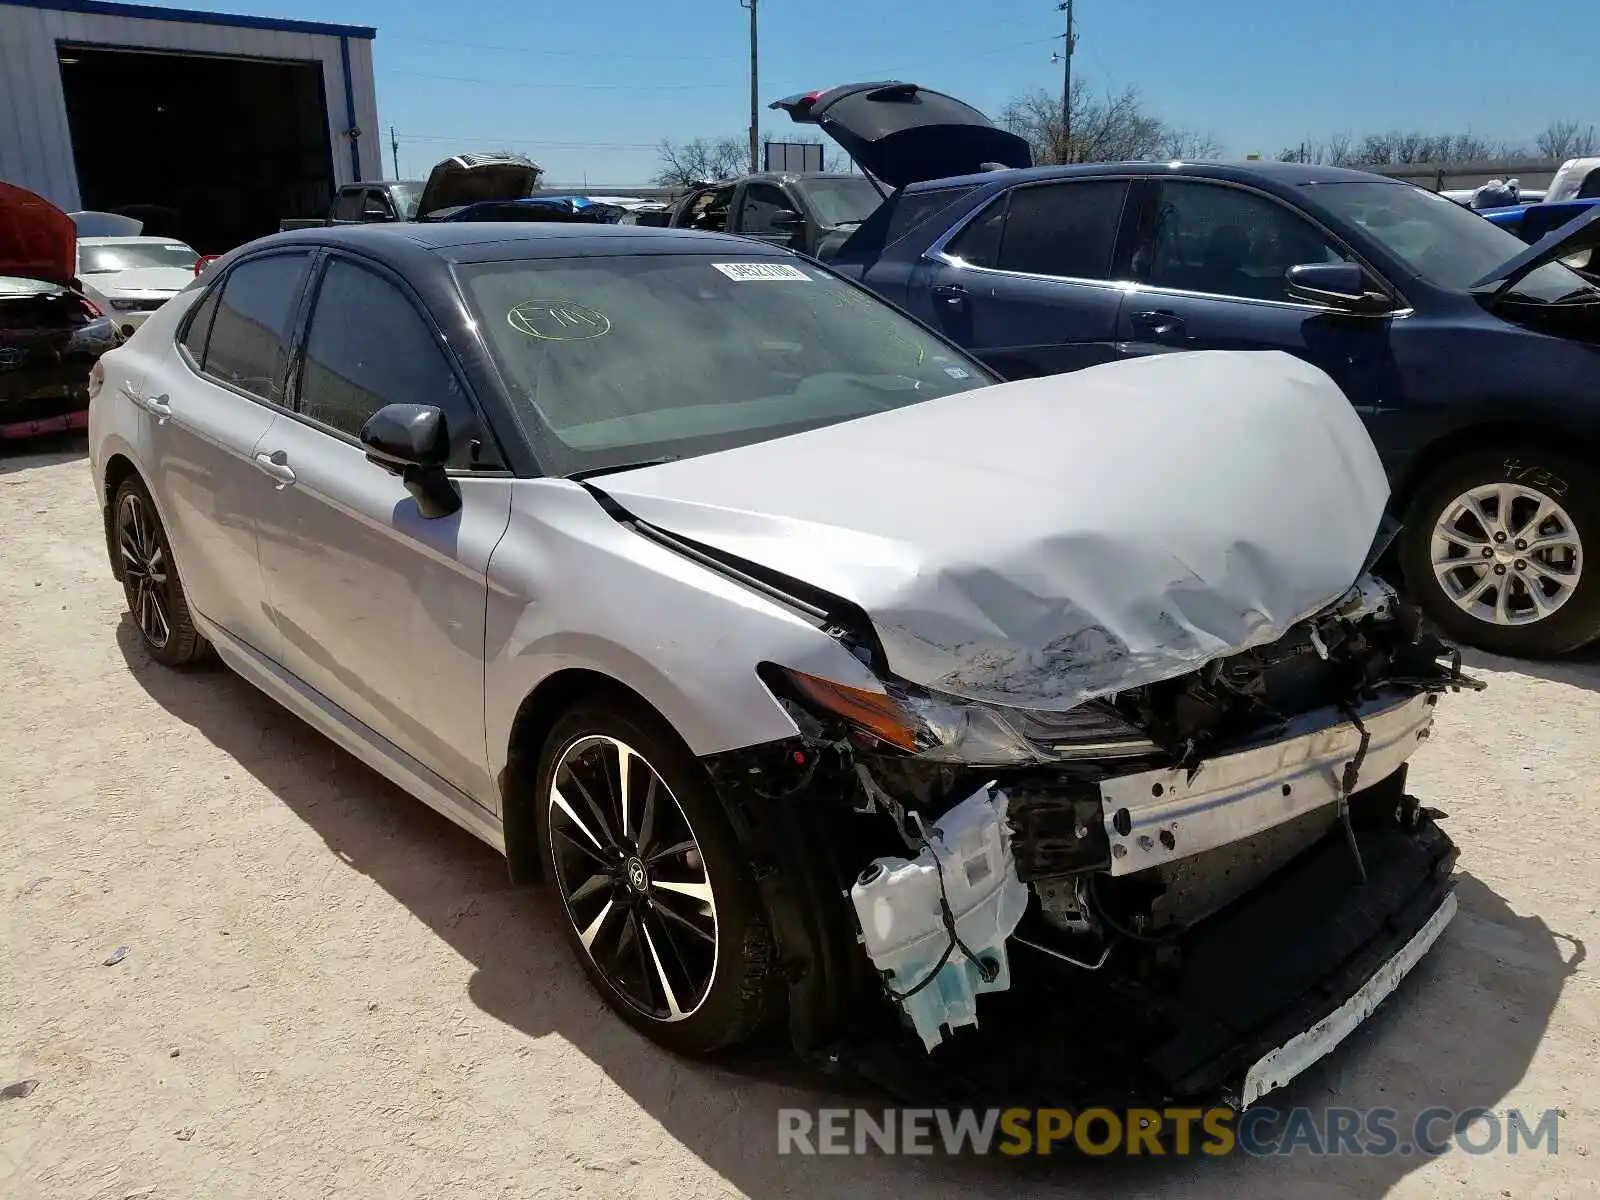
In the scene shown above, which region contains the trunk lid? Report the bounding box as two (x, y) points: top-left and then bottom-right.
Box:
(416, 153), (545, 220)
(0, 183), (76, 287)
(770, 81), (1032, 189)
(593, 351), (1389, 710)
(69, 211), (144, 238)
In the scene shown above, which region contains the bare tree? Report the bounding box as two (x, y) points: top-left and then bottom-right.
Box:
(1537, 119), (1599, 160)
(653, 137), (748, 189)
(999, 81), (1204, 165)
(1162, 128), (1223, 160)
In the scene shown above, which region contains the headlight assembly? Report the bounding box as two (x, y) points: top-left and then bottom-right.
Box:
(768, 666), (1158, 765)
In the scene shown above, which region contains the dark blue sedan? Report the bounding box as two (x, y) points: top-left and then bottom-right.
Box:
(778, 82), (1600, 658)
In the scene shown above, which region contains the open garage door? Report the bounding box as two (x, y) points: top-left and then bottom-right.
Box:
(58, 45), (335, 254)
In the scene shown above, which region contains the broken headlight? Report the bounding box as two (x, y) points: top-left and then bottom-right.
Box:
(771, 667), (1159, 765)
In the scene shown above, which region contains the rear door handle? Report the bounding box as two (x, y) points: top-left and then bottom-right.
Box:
(122, 385), (172, 423)
(253, 449), (297, 488)
(933, 283), (969, 307)
(1131, 310), (1186, 340)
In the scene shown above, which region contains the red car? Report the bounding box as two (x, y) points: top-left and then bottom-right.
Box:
(0, 182), (122, 444)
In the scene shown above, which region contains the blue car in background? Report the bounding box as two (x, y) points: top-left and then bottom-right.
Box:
(776, 81), (1600, 659)
(1481, 196), (1600, 266)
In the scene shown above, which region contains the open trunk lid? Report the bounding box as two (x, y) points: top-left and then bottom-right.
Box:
(0, 183), (76, 287)
(416, 153), (545, 220)
(770, 81), (1032, 188)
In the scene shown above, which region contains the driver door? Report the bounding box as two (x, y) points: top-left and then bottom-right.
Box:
(252, 253), (512, 802)
(1117, 179), (1397, 411)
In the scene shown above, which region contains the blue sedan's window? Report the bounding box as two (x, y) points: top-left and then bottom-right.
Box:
(458, 254), (996, 476)
(1314, 181), (1599, 302)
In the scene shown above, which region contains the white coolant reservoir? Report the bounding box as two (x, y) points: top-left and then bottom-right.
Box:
(849, 785), (1029, 1052)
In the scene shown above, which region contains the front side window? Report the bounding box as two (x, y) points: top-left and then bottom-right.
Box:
(1142, 182), (1349, 303)
(458, 254), (996, 476)
(201, 252), (312, 405)
(297, 259), (484, 467)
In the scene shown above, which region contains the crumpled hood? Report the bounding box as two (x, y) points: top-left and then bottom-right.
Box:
(595, 351), (1390, 710)
(0, 182), (76, 286)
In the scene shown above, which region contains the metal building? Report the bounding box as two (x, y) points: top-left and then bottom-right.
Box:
(0, 0), (380, 251)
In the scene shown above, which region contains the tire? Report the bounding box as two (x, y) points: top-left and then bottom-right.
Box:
(534, 699), (779, 1055)
(1400, 445), (1600, 657)
(112, 475), (209, 667)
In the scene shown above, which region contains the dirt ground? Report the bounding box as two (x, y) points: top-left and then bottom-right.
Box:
(2, 435), (1596, 1199)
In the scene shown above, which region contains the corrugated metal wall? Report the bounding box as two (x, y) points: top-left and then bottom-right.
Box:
(0, 3), (380, 209)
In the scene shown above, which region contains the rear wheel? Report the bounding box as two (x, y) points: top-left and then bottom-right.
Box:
(534, 700), (778, 1054)
(1401, 446), (1600, 657)
(113, 476), (208, 667)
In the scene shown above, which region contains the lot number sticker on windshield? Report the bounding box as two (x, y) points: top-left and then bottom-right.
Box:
(712, 262), (811, 282)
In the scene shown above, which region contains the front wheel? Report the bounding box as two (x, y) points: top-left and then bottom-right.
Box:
(534, 700), (779, 1055)
(1400, 446), (1600, 657)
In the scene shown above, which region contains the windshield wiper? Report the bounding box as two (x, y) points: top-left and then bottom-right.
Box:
(566, 456), (680, 481)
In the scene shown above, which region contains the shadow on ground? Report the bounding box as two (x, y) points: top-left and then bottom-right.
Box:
(118, 619), (1580, 1196)
(1462, 643), (1600, 696)
(0, 431), (88, 478)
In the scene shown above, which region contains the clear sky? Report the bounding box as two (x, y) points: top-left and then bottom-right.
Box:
(163, 0), (1596, 184)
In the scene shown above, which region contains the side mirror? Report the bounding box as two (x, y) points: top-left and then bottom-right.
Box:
(1285, 262), (1391, 314)
(359, 403), (460, 518)
(769, 208), (804, 230)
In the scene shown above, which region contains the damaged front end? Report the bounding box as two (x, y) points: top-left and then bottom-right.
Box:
(704, 575), (1480, 1107)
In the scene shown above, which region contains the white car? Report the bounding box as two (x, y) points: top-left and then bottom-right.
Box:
(75, 236), (199, 336)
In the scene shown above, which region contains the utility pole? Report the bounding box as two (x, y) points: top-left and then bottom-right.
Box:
(740, 0), (759, 172)
(390, 126), (400, 179)
(1056, 0), (1075, 164)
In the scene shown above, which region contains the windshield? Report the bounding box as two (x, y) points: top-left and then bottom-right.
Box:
(797, 176), (883, 227)
(1312, 181), (1596, 302)
(78, 242), (198, 274)
(392, 183), (424, 220)
(458, 253), (995, 476)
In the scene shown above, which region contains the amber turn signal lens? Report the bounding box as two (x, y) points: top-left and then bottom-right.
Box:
(781, 669), (919, 751)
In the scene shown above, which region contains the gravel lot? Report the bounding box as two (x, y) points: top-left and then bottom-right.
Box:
(2, 436), (1596, 1199)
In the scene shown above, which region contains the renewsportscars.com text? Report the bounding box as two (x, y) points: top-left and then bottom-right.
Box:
(776, 1106), (1561, 1157)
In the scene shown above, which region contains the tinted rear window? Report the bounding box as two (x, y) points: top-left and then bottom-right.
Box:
(200, 252), (311, 404)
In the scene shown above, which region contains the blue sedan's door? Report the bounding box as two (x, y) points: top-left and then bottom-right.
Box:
(1116, 178), (1396, 410)
(909, 178), (1137, 379)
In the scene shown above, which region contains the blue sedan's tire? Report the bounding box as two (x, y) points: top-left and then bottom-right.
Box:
(1401, 446), (1600, 658)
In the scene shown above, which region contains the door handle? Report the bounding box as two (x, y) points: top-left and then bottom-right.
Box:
(122, 386), (172, 424)
(1131, 310), (1186, 340)
(932, 283), (969, 307)
(253, 449), (297, 488)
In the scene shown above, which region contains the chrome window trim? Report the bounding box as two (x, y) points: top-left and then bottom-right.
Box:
(922, 172), (1415, 315)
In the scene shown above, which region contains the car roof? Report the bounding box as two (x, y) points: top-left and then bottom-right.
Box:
(905, 159), (1399, 193)
(266, 221), (781, 264)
